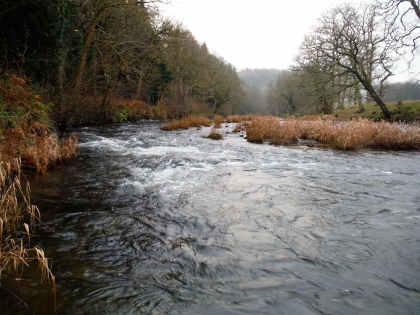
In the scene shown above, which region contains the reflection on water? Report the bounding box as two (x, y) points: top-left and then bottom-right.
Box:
(5, 122), (420, 314)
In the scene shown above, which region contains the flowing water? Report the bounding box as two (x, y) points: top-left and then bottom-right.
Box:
(10, 122), (420, 314)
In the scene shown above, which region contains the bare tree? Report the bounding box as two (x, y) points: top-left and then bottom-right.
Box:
(298, 3), (400, 119)
(294, 54), (346, 114)
(73, 0), (167, 91)
(380, 0), (420, 52)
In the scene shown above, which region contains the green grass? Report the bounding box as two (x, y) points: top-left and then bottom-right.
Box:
(335, 101), (420, 122)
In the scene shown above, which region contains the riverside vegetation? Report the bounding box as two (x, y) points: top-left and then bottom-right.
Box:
(245, 116), (420, 151)
(0, 74), (78, 174)
(0, 159), (56, 305)
(0, 74), (73, 307)
(162, 114), (420, 151)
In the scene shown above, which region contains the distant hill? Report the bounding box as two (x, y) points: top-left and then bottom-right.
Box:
(237, 69), (283, 115)
(383, 81), (420, 102)
(238, 69), (282, 90)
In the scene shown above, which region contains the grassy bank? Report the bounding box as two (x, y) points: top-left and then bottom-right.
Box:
(334, 101), (420, 122)
(0, 74), (75, 309)
(54, 96), (170, 128)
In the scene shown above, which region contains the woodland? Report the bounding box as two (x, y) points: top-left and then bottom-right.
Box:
(1, 0), (420, 131)
(0, 0), (243, 129)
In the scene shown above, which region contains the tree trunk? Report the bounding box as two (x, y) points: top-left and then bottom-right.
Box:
(93, 51), (97, 98)
(74, 14), (101, 91)
(360, 80), (391, 120)
(101, 82), (113, 122)
(56, 45), (67, 102)
(135, 75), (143, 99)
(409, 0), (420, 20)
(355, 84), (364, 113)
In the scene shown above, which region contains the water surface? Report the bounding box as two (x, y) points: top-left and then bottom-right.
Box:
(16, 122), (420, 314)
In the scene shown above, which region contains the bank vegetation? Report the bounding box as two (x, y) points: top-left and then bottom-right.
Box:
(0, 159), (56, 307)
(245, 116), (420, 151)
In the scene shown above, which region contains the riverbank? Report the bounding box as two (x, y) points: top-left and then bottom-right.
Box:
(334, 101), (420, 122)
(0, 74), (74, 309)
(0, 74), (78, 173)
(0, 159), (56, 312)
(162, 114), (420, 151)
(53, 96), (170, 130)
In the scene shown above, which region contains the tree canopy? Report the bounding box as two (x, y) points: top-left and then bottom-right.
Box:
(0, 0), (244, 124)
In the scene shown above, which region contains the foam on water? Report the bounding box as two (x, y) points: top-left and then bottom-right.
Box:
(78, 134), (129, 152)
(131, 145), (201, 156)
(23, 122), (420, 315)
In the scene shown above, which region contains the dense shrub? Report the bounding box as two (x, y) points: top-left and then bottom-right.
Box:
(0, 74), (77, 173)
(390, 104), (416, 122)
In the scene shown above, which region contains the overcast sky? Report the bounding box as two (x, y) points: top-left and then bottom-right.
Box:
(159, 0), (419, 81)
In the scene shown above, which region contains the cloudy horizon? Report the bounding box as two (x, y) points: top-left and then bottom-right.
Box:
(159, 0), (419, 82)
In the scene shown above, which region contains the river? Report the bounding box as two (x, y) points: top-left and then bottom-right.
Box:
(10, 122), (420, 314)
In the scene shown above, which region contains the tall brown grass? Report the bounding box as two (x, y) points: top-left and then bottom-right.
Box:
(0, 159), (55, 302)
(225, 115), (242, 123)
(246, 116), (300, 145)
(161, 115), (212, 131)
(206, 128), (223, 140)
(0, 123), (78, 174)
(233, 123), (244, 133)
(225, 115), (256, 123)
(244, 116), (420, 151)
(213, 115), (224, 129)
(372, 122), (420, 150)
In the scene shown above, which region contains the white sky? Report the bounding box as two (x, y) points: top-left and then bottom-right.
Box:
(159, 0), (419, 82)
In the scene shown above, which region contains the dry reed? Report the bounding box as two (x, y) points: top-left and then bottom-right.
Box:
(246, 116), (300, 145)
(233, 123), (243, 133)
(244, 116), (420, 151)
(372, 122), (420, 150)
(0, 124), (78, 174)
(207, 129), (223, 140)
(225, 115), (243, 123)
(213, 115), (224, 129)
(225, 115), (256, 123)
(161, 115), (212, 131)
(0, 159), (55, 298)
